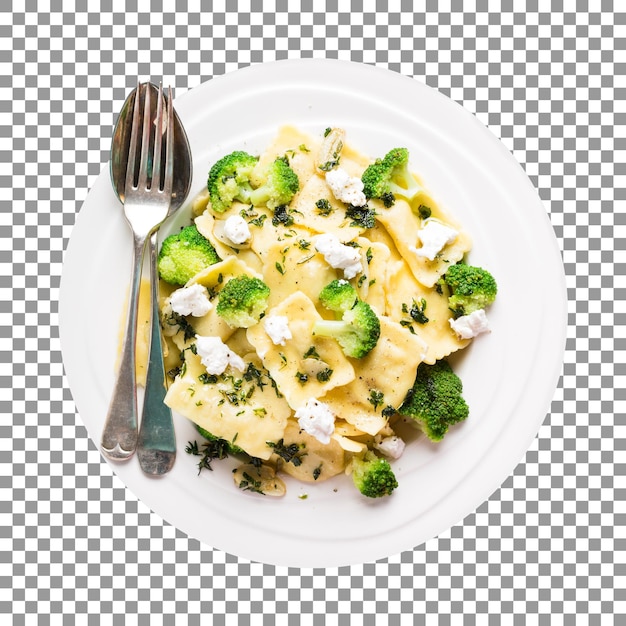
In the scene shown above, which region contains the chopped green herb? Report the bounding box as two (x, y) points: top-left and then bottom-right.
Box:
(244, 362), (267, 389)
(382, 405), (396, 419)
(239, 207), (258, 219)
(315, 198), (333, 216)
(163, 311), (196, 342)
(417, 204), (432, 219)
(206, 285), (220, 300)
(238, 471), (265, 495)
(272, 205), (295, 227)
(221, 390), (241, 406)
(295, 371), (309, 385)
(312, 464), (323, 480)
(167, 366), (181, 380)
(199, 373), (218, 384)
(319, 149), (341, 171)
(399, 319), (417, 334)
(316, 368), (333, 383)
(267, 439), (304, 467)
(269, 374), (283, 398)
(248, 213), (267, 228)
(303, 346), (320, 360)
(408, 298), (429, 324)
(185, 438), (230, 474)
(381, 192), (395, 208)
(345, 204), (376, 229)
(275, 261), (285, 275)
(368, 389), (385, 411)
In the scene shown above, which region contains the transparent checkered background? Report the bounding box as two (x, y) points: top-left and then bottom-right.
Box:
(2, 1), (624, 622)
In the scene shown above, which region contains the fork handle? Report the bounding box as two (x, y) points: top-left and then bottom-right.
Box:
(100, 232), (147, 460)
(137, 232), (176, 475)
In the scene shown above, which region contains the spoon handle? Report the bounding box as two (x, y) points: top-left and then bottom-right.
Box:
(100, 233), (146, 460)
(137, 232), (176, 475)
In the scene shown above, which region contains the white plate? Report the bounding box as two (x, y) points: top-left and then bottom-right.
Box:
(60, 59), (567, 568)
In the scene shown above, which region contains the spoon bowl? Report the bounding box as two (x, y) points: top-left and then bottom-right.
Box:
(110, 83), (192, 211)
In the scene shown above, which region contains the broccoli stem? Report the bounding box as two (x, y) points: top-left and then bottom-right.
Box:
(249, 186), (269, 207)
(387, 178), (421, 200)
(312, 319), (349, 341)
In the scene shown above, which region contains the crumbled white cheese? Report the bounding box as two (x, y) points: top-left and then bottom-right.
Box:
(314, 233), (363, 279)
(449, 309), (490, 339)
(168, 283), (213, 317)
(223, 214), (252, 245)
(294, 398), (336, 444)
(263, 315), (292, 346)
(195, 335), (246, 375)
(412, 219), (459, 261)
(374, 435), (406, 460)
(325, 167), (367, 207)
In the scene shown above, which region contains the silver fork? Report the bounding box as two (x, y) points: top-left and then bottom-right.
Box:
(101, 83), (174, 461)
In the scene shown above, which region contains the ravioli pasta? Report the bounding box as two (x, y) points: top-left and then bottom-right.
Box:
(147, 125), (479, 494)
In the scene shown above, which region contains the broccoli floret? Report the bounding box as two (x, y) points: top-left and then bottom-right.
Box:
(398, 360), (469, 442)
(351, 450), (398, 498)
(313, 299), (380, 359)
(216, 275), (270, 328)
(361, 147), (421, 206)
(249, 157), (300, 211)
(439, 264), (497, 319)
(207, 152), (299, 213)
(318, 279), (358, 315)
(194, 423), (244, 455)
(207, 150), (258, 213)
(157, 224), (221, 286)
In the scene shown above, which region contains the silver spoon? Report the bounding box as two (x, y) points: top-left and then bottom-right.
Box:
(103, 83), (192, 470)
(136, 85), (192, 475)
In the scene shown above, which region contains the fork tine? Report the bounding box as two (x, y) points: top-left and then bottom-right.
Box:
(151, 83), (164, 190)
(163, 85), (174, 197)
(136, 82), (152, 190)
(125, 81), (142, 192)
